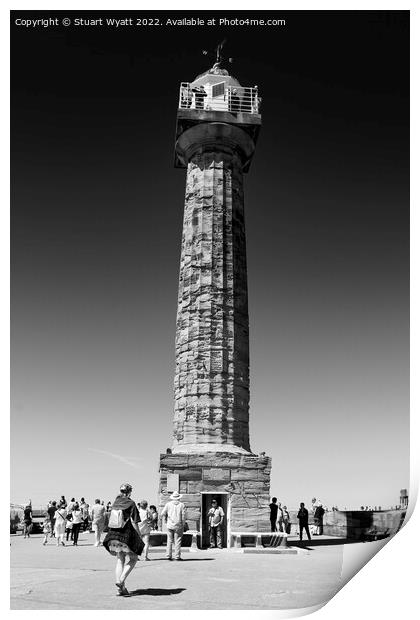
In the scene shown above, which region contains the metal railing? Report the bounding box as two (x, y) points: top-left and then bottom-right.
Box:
(179, 82), (260, 114)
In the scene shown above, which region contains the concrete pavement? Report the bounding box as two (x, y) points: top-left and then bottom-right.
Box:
(10, 531), (344, 610)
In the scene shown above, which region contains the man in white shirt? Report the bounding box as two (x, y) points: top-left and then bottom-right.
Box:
(161, 491), (186, 561)
(208, 498), (224, 548)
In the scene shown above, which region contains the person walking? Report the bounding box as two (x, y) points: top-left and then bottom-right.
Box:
(297, 502), (311, 541)
(208, 498), (224, 549)
(22, 505), (32, 538)
(314, 503), (325, 536)
(269, 497), (278, 532)
(103, 483), (144, 597)
(66, 498), (76, 541)
(54, 505), (67, 546)
(161, 491), (186, 561)
(65, 512), (73, 541)
(91, 498), (106, 547)
(47, 501), (57, 537)
(80, 498), (90, 532)
(42, 518), (52, 545)
(71, 502), (83, 546)
(138, 500), (153, 561)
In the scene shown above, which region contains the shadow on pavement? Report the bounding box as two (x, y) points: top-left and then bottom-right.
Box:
(289, 538), (361, 549)
(129, 587), (186, 597)
(152, 557), (215, 561)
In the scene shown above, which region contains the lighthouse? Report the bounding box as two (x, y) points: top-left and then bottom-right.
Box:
(158, 53), (271, 547)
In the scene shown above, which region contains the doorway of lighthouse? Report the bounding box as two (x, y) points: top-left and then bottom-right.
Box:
(200, 492), (229, 549)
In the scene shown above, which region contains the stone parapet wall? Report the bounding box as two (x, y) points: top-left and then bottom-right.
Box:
(323, 509), (406, 539)
(158, 451), (271, 533)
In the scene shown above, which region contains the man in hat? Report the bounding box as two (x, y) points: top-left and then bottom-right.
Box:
(161, 491), (186, 561)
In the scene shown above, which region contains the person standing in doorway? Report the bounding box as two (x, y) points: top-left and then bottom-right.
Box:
(208, 498), (224, 549)
(269, 497), (278, 532)
(161, 491), (186, 561)
(91, 498), (106, 547)
(297, 502), (311, 541)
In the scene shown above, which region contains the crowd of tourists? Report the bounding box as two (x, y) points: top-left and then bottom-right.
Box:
(269, 497), (326, 541)
(20, 494), (159, 553)
(20, 488), (331, 596)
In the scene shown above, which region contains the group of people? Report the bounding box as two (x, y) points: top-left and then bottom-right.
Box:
(269, 498), (291, 534)
(21, 494), (160, 557)
(42, 496), (100, 547)
(269, 498), (326, 541)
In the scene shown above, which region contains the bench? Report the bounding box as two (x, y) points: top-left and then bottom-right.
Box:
(364, 527), (390, 542)
(231, 531), (288, 549)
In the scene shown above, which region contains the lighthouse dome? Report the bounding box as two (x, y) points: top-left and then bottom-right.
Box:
(191, 62), (241, 88)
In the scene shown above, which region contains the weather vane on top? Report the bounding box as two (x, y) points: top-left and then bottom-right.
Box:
(202, 39), (233, 75)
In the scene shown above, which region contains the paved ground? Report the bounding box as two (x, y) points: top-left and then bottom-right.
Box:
(10, 532), (344, 610)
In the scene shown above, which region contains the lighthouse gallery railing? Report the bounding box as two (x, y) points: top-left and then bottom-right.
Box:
(178, 82), (260, 114)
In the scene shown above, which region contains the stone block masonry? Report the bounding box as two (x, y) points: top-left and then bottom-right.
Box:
(158, 451), (272, 533)
(173, 150), (251, 453)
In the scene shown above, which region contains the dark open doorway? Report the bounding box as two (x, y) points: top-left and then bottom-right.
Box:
(200, 493), (229, 548)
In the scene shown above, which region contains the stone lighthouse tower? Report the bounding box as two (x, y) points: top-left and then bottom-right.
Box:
(158, 55), (271, 546)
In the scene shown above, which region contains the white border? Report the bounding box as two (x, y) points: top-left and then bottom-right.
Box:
(3, 2), (417, 619)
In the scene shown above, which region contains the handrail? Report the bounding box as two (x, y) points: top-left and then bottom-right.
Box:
(178, 82), (261, 114)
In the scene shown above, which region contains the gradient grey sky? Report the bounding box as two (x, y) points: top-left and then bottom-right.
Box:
(11, 10), (409, 509)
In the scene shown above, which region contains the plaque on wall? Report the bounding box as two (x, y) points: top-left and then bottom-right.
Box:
(166, 473), (179, 493)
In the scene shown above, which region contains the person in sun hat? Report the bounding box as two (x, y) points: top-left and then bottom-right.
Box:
(102, 483), (144, 597)
(161, 491), (186, 561)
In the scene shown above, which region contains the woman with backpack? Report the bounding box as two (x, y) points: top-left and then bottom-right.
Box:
(103, 483), (144, 597)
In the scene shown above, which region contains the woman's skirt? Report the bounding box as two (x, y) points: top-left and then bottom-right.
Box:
(54, 521), (66, 537)
(103, 520), (144, 557)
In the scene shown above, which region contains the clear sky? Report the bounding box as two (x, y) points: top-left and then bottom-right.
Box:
(11, 10), (409, 511)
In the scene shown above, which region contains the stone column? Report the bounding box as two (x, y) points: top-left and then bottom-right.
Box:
(173, 124), (255, 454)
